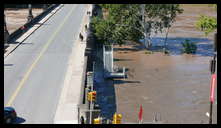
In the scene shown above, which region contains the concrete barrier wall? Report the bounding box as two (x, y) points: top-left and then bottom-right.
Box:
(77, 5), (105, 124)
(7, 4), (60, 43)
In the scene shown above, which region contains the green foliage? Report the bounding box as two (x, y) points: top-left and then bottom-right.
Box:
(145, 50), (153, 54)
(144, 4), (183, 32)
(91, 17), (115, 45)
(182, 39), (197, 54)
(208, 4), (217, 10)
(195, 15), (217, 36)
(92, 4), (183, 46)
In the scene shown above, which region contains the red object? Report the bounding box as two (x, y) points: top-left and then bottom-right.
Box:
(138, 105), (143, 121)
(210, 74), (216, 103)
(21, 26), (25, 30)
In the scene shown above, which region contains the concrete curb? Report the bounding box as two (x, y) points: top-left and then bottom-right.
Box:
(4, 4), (64, 59)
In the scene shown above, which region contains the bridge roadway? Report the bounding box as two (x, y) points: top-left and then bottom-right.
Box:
(4, 4), (87, 123)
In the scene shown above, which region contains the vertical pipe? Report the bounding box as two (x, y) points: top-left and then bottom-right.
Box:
(90, 100), (92, 124)
(90, 67), (94, 124)
(209, 102), (213, 124)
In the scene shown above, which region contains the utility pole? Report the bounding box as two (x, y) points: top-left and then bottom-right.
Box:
(88, 63), (95, 124)
(27, 4), (33, 23)
(89, 95), (93, 124)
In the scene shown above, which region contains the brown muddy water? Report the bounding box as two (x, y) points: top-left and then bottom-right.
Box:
(95, 4), (217, 124)
(113, 5), (217, 123)
(113, 44), (217, 124)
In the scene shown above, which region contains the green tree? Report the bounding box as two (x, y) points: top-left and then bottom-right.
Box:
(91, 17), (114, 45)
(92, 4), (183, 47)
(195, 4), (217, 36)
(195, 15), (217, 36)
(142, 4), (183, 49)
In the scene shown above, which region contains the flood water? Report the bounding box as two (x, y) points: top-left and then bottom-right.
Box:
(114, 43), (217, 123)
(96, 4), (217, 124)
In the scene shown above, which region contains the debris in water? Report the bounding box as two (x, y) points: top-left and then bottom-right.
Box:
(206, 112), (210, 117)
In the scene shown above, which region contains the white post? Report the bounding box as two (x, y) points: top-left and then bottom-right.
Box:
(89, 100), (93, 124)
(103, 45), (105, 71)
(111, 45), (113, 72)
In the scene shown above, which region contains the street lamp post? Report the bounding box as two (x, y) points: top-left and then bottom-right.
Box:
(27, 4), (33, 22)
(43, 4), (48, 11)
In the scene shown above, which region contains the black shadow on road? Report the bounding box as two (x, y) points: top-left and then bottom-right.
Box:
(8, 41), (34, 45)
(36, 23), (50, 26)
(4, 64), (13, 66)
(20, 42), (34, 45)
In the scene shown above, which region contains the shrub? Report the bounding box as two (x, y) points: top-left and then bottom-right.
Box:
(145, 50), (153, 54)
(182, 39), (197, 54)
(195, 15), (217, 36)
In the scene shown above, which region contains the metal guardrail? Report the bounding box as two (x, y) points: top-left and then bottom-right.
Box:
(78, 6), (98, 123)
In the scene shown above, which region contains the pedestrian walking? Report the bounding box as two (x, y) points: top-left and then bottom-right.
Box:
(87, 11), (91, 15)
(79, 33), (84, 41)
(85, 24), (87, 31)
(80, 116), (85, 124)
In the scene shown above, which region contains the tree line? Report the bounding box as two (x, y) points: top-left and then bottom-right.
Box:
(91, 4), (183, 48)
(91, 4), (217, 53)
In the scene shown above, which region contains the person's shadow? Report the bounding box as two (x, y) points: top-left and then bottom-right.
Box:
(13, 116), (26, 124)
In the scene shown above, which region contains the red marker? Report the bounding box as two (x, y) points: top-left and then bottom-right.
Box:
(210, 74), (216, 103)
(21, 25), (25, 30)
(138, 105), (143, 123)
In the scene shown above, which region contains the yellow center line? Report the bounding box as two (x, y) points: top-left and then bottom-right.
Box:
(6, 5), (76, 107)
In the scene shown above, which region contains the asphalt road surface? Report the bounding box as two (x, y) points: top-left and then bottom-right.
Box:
(4, 4), (87, 124)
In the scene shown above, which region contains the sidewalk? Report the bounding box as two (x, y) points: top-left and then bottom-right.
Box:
(54, 4), (92, 124)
